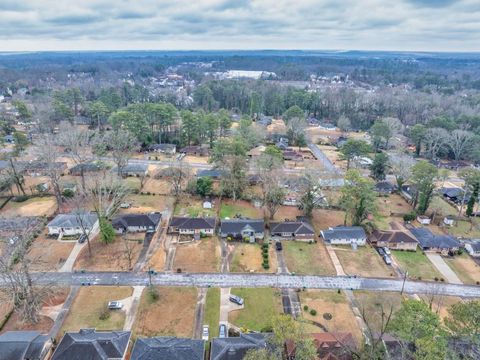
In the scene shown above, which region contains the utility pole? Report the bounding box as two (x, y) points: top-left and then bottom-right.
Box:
(401, 271), (409, 295)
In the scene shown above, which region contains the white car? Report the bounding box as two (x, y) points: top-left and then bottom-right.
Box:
(108, 301), (123, 310)
(202, 325), (209, 341)
(383, 247), (391, 255)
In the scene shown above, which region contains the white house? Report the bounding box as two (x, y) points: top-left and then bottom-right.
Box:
(321, 226), (367, 246)
(47, 213), (98, 236)
(168, 217), (216, 236)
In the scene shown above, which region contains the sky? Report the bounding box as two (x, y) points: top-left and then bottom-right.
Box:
(0, 0), (479, 52)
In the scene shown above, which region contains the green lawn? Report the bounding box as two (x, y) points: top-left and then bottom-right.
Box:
(219, 201), (261, 219)
(283, 242), (335, 275)
(428, 196), (457, 217)
(229, 288), (283, 331)
(204, 288), (220, 339)
(445, 220), (480, 239)
(174, 198), (215, 217)
(392, 250), (442, 281)
(123, 177), (142, 191)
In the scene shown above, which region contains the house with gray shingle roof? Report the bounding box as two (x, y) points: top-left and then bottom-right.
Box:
(168, 217), (216, 236)
(410, 227), (460, 254)
(220, 219), (265, 242)
(52, 329), (131, 360)
(210, 333), (268, 360)
(130, 337), (204, 360)
(320, 226), (367, 246)
(0, 330), (51, 360)
(112, 213), (161, 234)
(270, 217), (315, 241)
(117, 163), (148, 177)
(47, 212), (98, 236)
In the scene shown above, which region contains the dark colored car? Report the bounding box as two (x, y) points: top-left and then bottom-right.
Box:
(275, 241), (283, 251)
(78, 234), (86, 244)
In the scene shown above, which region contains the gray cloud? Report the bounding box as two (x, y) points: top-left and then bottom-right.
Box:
(0, 0), (477, 51)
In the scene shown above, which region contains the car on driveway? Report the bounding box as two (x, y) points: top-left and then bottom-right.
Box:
(275, 241), (283, 251)
(377, 247), (385, 256)
(383, 247), (391, 255)
(78, 234), (86, 244)
(229, 295), (244, 306)
(108, 301), (123, 309)
(202, 325), (209, 341)
(219, 324), (227, 338)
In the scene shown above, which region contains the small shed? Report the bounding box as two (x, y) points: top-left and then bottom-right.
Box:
(417, 215), (431, 225)
(203, 200), (213, 209)
(443, 216), (455, 226)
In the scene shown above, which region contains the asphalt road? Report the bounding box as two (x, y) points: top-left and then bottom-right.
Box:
(13, 272), (480, 298)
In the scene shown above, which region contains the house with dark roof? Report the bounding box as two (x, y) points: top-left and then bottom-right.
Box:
(52, 329), (131, 360)
(375, 181), (396, 194)
(179, 146), (209, 157)
(286, 332), (356, 360)
(283, 150), (303, 161)
(118, 163), (148, 177)
(146, 143), (177, 155)
(196, 169), (224, 179)
(256, 115), (273, 127)
(370, 230), (418, 251)
(47, 212), (98, 236)
(168, 217), (216, 236)
(220, 219), (265, 242)
(465, 241), (480, 257)
(130, 337), (204, 360)
(321, 226), (367, 246)
(410, 227), (460, 254)
(0, 330), (51, 360)
(0, 216), (41, 237)
(19, 161), (68, 177)
(70, 162), (106, 176)
(400, 184), (418, 203)
(112, 213), (161, 234)
(270, 218), (315, 242)
(210, 333), (268, 360)
(439, 187), (469, 204)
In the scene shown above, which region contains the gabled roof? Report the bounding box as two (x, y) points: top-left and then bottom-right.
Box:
(372, 230), (418, 244)
(120, 163), (148, 174)
(147, 143), (176, 151)
(270, 220), (315, 236)
(52, 329), (131, 360)
(112, 213), (161, 230)
(220, 219), (265, 234)
(211, 333), (268, 360)
(375, 181), (395, 192)
(286, 332), (355, 359)
(0, 331), (50, 360)
(196, 169), (224, 178)
(47, 212), (98, 229)
(0, 216), (40, 233)
(169, 217), (216, 230)
(321, 226), (366, 241)
(439, 187), (464, 198)
(70, 162), (105, 174)
(131, 337), (204, 360)
(410, 227), (460, 249)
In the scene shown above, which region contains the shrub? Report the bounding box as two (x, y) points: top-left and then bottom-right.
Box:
(98, 304), (110, 321)
(303, 305), (309, 311)
(309, 309), (317, 316)
(262, 263), (270, 270)
(440, 278), (445, 282)
(434, 277), (439, 282)
(403, 212), (417, 222)
(147, 286), (159, 302)
(62, 189), (75, 198)
(146, 192), (151, 195)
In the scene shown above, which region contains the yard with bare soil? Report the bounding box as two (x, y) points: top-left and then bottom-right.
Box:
(354, 291), (405, 332)
(58, 287), (132, 340)
(27, 231), (75, 271)
(283, 241), (335, 275)
(273, 206), (304, 221)
(444, 253), (480, 285)
(118, 194), (174, 215)
(311, 208), (345, 231)
(133, 287), (197, 338)
(74, 234), (143, 271)
(173, 237), (220, 273)
(230, 243), (278, 273)
(141, 177), (172, 195)
(298, 290), (363, 343)
(1, 196), (57, 217)
(334, 246), (394, 278)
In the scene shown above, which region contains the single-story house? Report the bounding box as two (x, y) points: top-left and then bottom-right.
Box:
(112, 213), (161, 234)
(179, 146), (209, 157)
(70, 162), (105, 176)
(20, 161), (68, 177)
(247, 174), (261, 185)
(0, 330), (51, 360)
(0, 216), (41, 237)
(196, 169), (224, 179)
(220, 219), (265, 242)
(130, 337), (205, 360)
(439, 187), (469, 204)
(275, 139), (289, 150)
(168, 217), (216, 236)
(283, 150), (303, 161)
(146, 143), (176, 155)
(286, 332), (355, 360)
(320, 226), (367, 246)
(333, 136), (348, 148)
(370, 230), (418, 251)
(210, 333), (268, 360)
(375, 181), (396, 194)
(464, 241), (480, 257)
(318, 122), (337, 131)
(257, 116), (272, 127)
(47, 212), (98, 236)
(401, 184), (418, 202)
(270, 218), (315, 242)
(52, 329), (131, 360)
(118, 163), (148, 177)
(410, 227), (460, 254)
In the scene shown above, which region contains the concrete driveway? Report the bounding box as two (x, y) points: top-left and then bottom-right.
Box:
(426, 253), (463, 284)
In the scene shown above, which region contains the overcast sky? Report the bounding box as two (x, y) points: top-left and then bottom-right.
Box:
(0, 0), (479, 52)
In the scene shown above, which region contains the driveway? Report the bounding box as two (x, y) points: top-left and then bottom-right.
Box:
(193, 288), (207, 339)
(122, 286), (145, 331)
(426, 253), (463, 284)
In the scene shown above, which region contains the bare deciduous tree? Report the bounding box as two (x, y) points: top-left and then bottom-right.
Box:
(157, 160), (191, 202)
(423, 127), (449, 159)
(449, 129), (474, 160)
(97, 129), (137, 176)
(389, 152), (416, 189)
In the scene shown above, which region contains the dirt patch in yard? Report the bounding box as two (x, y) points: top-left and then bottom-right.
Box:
(230, 243), (277, 273)
(27, 231), (75, 271)
(376, 194), (412, 217)
(334, 246), (394, 278)
(133, 287), (197, 338)
(273, 206), (304, 221)
(119, 194), (174, 215)
(173, 237), (220, 273)
(184, 155), (210, 164)
(1, 196), (57, 217)
(74, 235), (143, 271)
(299, 290), (363, 344)
(311, 208), (345, 231)
(444, 253), (480, 285)
(141, 177), (172, 195)
(58, 286), (132, 340)
(147, 246), (166, 271)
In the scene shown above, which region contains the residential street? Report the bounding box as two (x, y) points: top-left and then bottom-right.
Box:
(14, 271), (480, 298)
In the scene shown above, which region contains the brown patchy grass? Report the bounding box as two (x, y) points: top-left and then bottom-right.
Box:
(299, 290), (363, 343)
(173, 237), (220, 273)
(283, 241), (335, 275)
(266, 119), (287, 134)
(119, 194), (174, 215)
(334, 246), (394, 278)
(376, 194), (412, 217)
(184, 155), (210, 164)
(273, 206), (304, 221)
(174, 196), (217, 217)
(133, 287), (197, 338)
(27, 231), (75, 271)
(58, 286), (132, 340)
(230, 243), (278, 273)
(142, 177), (172, 195)
(74, 235), (143, 271)
(444, 253), (480, 285)
(311, 208), (346, 231)
(1, 196), (57, 217)
(355, 291), (405, 332)
(420, 295), (465, 322)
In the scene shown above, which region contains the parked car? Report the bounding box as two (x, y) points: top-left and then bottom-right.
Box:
(108, 301), (123, 309)
(202, 325), (209, 341)
(377, 247), (385, 256)
(383, 247), (391, 255)
(219, 324), (227, 338)
(275, 241), (283, 251)
(383, 255), (392, 265)
(78, 234), (86, 244)
(229, 295), (244, 306)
